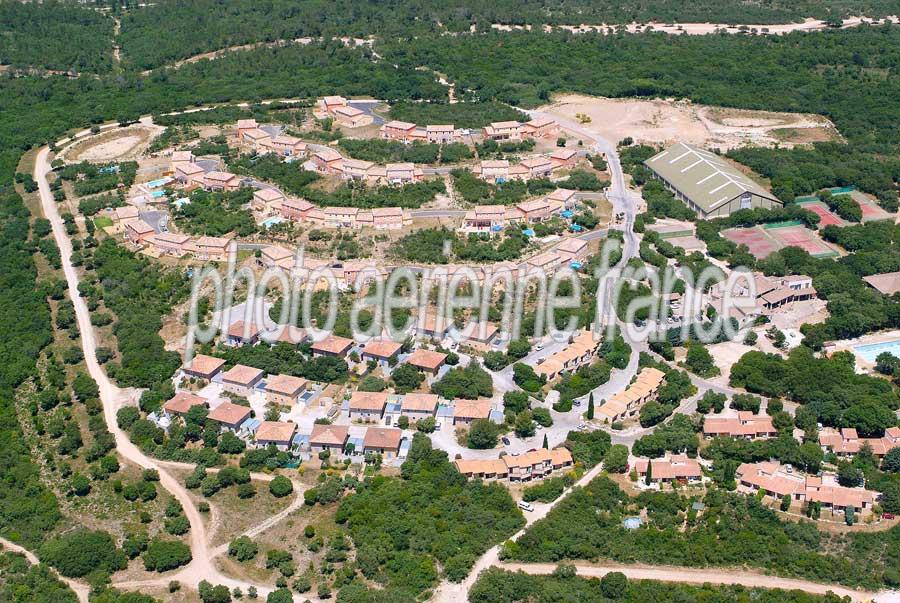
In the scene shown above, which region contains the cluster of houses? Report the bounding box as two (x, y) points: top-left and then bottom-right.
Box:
(235, 120), (308, 158)
(818, 426), (900, 459)
(736, 461), (878, 516)
(482, 117), (560, 141)
(313, 96), (373, 128)
(310, 147), (426, 185)
(345, 390), (500, 428)
(701, 416), (900, 464)
(460, 188), (577, 233)
(166, 349), (506, 461)
(112, 201), (234, 261)
(534, 330), (603, 381)
(702, 411), (778, 439)
(595, 367), (666, 424)
(635, 454), (704, 485)
(473, 150), (578, 184)
(380, 120), (463, 144)
(126, 227), (232, 262)
(454, 447), (574, 483)
(163, 388), (409, 460)
(280, 198), (410, 231)
(712, 272), (818, 322)
(171, 152), (242, 192)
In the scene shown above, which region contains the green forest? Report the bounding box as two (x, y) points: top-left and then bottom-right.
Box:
(334, 435), (524, 598)
(110, 1), (900, 71)
(0, 1), (113, 73)
(505, 475), (900, 589)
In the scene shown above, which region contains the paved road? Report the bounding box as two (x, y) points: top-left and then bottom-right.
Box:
(348, 100), (385, 125)
(499, 562), (879, 602)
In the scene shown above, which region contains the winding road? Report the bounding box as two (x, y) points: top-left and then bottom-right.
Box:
(35, 146), (318, 602)
(32, 101), (893, 603)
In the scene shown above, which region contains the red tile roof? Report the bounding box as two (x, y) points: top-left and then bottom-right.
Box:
(207, 402), (251, 426)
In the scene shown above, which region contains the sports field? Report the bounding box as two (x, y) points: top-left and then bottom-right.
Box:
(794, 200), (845, 228)
(723, 222), (840, 259)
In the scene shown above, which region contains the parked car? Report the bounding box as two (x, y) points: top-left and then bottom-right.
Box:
(883, 513), (895, 520)
(518, 501), (535, 512)
(501, 437), (511, 446)
(534, 343), (544, 351)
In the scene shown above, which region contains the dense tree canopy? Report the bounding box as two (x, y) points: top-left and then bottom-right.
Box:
(506, 475), (900, 589)
(730, 347), (898, 436)
(335, 435), (524, 598)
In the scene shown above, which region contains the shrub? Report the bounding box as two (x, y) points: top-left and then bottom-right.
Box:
(228, 536), (259, 562)
(40, 530), (126, 578)
(142, 539), (192, 572)
(269, 475), (293, 498)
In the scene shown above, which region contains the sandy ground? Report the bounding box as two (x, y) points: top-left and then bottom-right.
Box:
(65, 125), (163, 163)
(493, 15), (899, 36)
(539, 94), (839, 150)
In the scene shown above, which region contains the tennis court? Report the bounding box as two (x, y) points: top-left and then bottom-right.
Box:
(723, 223), (840, 259)
(795, 200), (845, 228)
(722, 226), (780, 259)
(767, 224), (840, 257)
(850, 191), (893, 222)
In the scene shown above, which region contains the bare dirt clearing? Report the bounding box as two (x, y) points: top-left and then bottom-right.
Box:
(66, 125), (162, 163)
(540, 94), (840, 150)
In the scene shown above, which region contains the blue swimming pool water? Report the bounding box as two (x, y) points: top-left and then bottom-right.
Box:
(150, 190), (165, 198)
(261, 216), (285, 228)
(147, 177), (172, 188)
(853, 339), (900, 363)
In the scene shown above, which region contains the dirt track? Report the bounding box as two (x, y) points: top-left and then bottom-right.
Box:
(500, 562), (880, 602)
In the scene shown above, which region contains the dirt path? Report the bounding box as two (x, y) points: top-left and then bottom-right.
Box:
(499, 562), (879, 602)
(0, 537), (92, 602)
(139, 37), (316, 75)
(431, 460), (609, 602)
(112, 17), (121, 67)
(35, 146), (319, 601)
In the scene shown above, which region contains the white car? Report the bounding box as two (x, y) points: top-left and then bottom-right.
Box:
(518, 501), (535, 512)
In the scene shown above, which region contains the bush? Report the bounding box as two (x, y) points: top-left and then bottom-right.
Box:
(142, 539), (192, 572)
(40, 530), (126, 578)
(503, 391), (530, 414)
(467, 419), (500, 449)
(604, 445), (629, 473)
(416, 416), (437, 433)
(522, 476), (572, 503)
(697, 391), (726, 414)
(731, 393), (762, 414)
(600, 571), (628, 599)
(228, 536), (259, 562)
(269, 475), (293, 498)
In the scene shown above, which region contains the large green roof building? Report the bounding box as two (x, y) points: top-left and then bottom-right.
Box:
(644, 142), (782, 218)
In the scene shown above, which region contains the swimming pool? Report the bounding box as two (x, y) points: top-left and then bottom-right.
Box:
(150, 190), (166, 198)
(147, 177), (172, 188)
(261, 216), (285, 228)
(853, 339), (900, 363)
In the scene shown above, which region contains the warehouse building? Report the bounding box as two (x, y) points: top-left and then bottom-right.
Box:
(644, 142), (781, 218)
